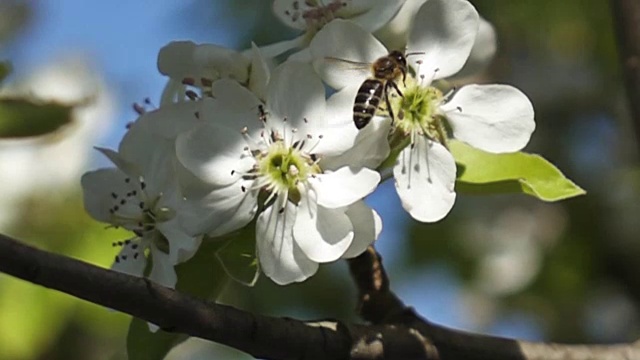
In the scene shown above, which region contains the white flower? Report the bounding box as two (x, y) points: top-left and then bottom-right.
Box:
(310, 0), (535, 223)
(263, 0), (403, 59)
(81, 105), (202, 288)
(374, 0), (497, 77)
(158, 41), (270, 104)
(175, 61), (381, 285)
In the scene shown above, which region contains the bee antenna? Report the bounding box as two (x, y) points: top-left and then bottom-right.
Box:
(405, 51), (425, 57)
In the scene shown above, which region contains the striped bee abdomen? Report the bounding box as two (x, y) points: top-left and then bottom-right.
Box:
(353, 79), (383, 129)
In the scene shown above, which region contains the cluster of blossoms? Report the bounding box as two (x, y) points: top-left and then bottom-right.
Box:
(82, 0), (535, 287)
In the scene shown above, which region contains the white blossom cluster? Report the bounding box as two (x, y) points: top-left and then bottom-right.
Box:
(82, 0), (535, 286)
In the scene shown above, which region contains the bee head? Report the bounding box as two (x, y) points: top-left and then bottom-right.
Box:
(389, 50), (407, 67)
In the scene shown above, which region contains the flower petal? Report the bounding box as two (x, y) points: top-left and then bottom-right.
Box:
(309, 167), (380, 209)
(342, 201), (382, 258)
(118, 123), (176, 196)
(393, 137), (457, 222)
(374, 0), (427, 51)
(155, 220), (202, 265)
(257, 200), (319, 285)
(158, 41), (250, 84)
(293, 187), (353, 262)
(441, 84), (535, 153)
(81, 168), (130, 223)
(308, 84), (360, 157)
(175, 123), (255, 187)
(310, 20), (387, 90)
(193, 44), (250, 83)
(178, 181), (258, 237)
(111, 238), (146, 278)
(266, 61), (325, 133)
(148, 244), (178, 288)
(455, 16), (497, 78)
(407, 0), (479, 81)
(206, 80), (263, 127)
(272, 0), (310, 30)
(157, 41), (197, 79)
(248, 43), (270, 101)
(256, 35), (308, 58)
(129, 100), (202, 141)
(348, 0), (404, 32)
(320, 85), (391, 169)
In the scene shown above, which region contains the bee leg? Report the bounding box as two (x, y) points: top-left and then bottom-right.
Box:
(390, 81), (403, 97)
(384, 83), (395, 124)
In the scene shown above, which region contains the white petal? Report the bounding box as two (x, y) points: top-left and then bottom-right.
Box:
(266, 61), (325, 133)
(342, 201), (382, 258)
(320, 85), (391, 169)
(393, 137), (457, 222)
(455, 17), (497, 78)
(248, 43), (270, 101)
(374, 0), (427, 51)
(256, 200), (319, 285)
(441, 84), (535, 153)
(272, 0), (310, 30)
(118, 124), (176, 196)
(178, 182), (258, 237)
(130, 100), (201, 140)
(310, 20), (387, 90)
(206, 80), (263, 127)
(293, 188), (353, 262)
(257, 35), (308, 58)
(157, 41), (197, 79)
(160, 79), (186, 105)
(81, 168), (130, 223)
(155, 220), (202, 265)
(111, 238), (147, 278)
(148, 244), (178, 288)
(309, 167), (380, 208)
(348, 0), (405, 33)
(193, 44), (250, 83)
(175, 123), (255, 187)
(158, 41), (250, 83)
(309, 84), (360, 157)
(407, 0), (479, 81)
(95, 147), (137, 176)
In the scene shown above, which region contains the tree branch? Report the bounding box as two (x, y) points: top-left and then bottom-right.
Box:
(611, 0), (640, 148)
(1, 234), (639, 360)
(347, 246), (640, 360)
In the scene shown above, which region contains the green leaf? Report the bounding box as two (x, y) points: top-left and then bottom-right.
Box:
(0, 61), (11, 84)
(126, 239), (229, 360)
(450, 140), (586, 201)
(0, 98), (74, 138)
(216, 225), (260, 287)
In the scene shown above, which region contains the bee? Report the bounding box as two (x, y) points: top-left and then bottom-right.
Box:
(325, 50), (422, 130)
(353, 50), (409, 129)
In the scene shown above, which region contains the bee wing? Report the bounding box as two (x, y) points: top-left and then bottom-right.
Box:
(313, 57), (372, 90)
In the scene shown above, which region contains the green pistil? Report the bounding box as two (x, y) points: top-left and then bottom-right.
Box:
(395, 84), (442, 133)
(258, 141), (318, 203)
(380, 82), (448, 173)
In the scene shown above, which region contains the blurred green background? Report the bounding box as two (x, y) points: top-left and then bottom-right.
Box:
(0, 0), (638, 359)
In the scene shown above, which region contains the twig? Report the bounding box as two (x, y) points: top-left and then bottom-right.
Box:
(1, 233), (639, 360)
(347, 245), (640, 360)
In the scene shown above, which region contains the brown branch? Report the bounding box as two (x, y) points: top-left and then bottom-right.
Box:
(347, 246), (640, 360)
(611, 0), (640, 148)
(1, 234), (639, 360)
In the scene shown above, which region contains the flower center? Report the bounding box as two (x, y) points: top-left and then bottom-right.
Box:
(108, 176), (175, 236)
(393, 78), (448, 144)
(256, 138), (320, 204)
